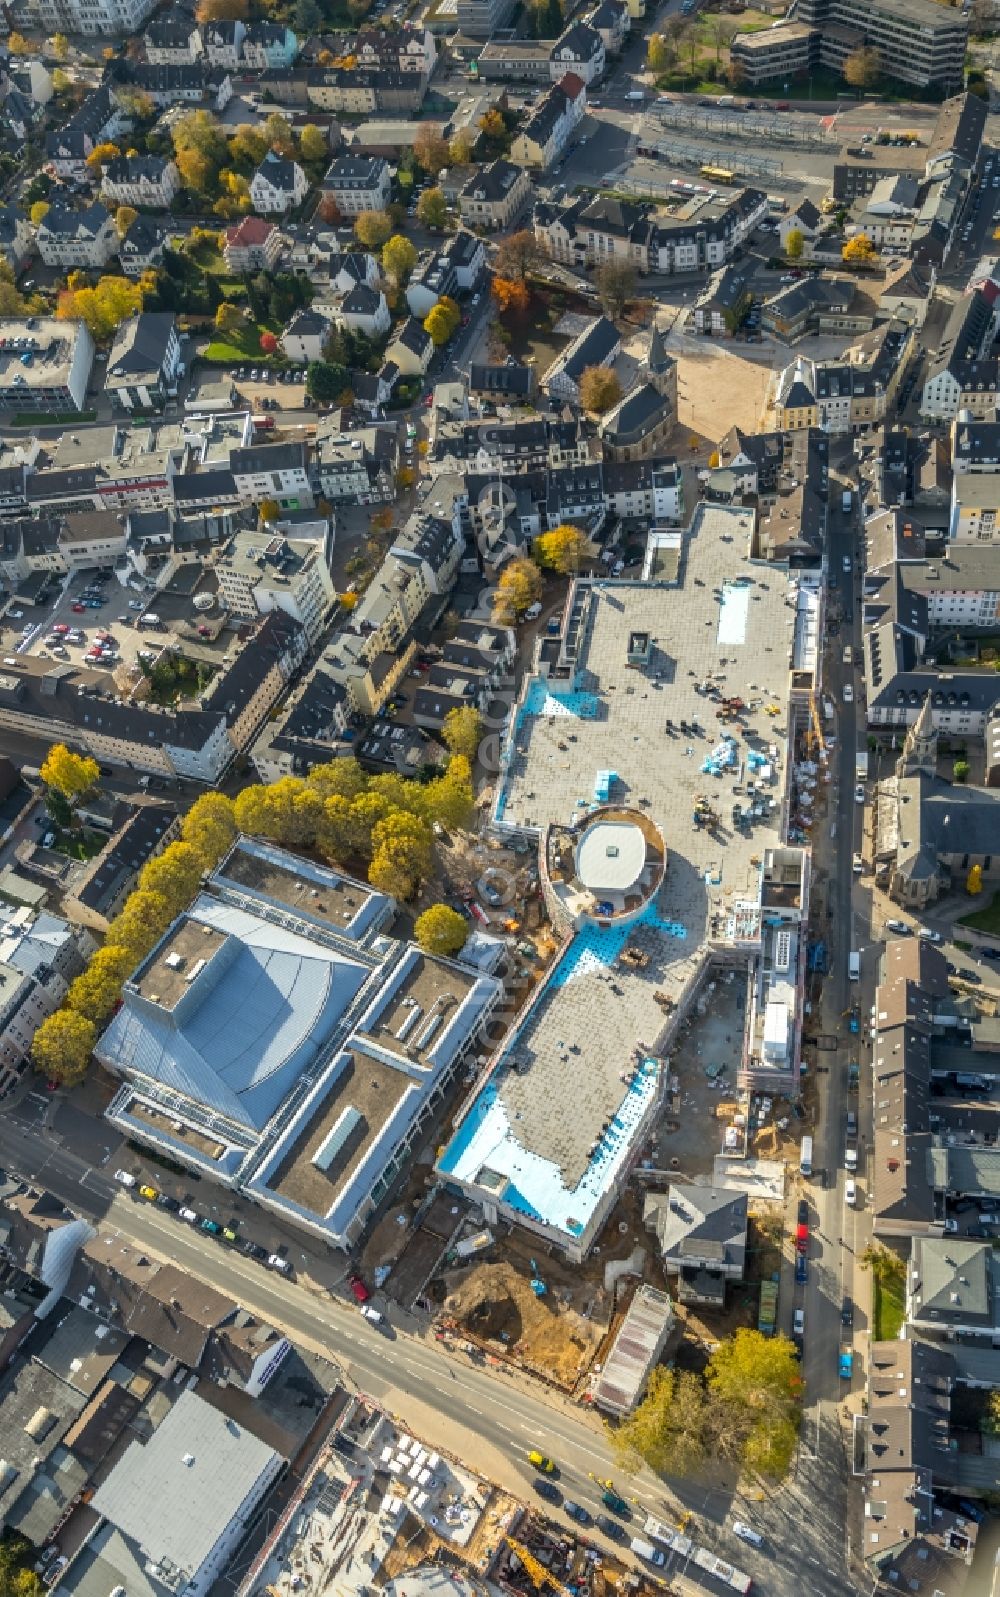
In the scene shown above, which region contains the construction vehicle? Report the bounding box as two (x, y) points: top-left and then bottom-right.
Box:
(758, 1277), (778, 1336)
(693, 795), (719, 828)
(505, 1539), (574, 1597)
(803, 689), (827, 760)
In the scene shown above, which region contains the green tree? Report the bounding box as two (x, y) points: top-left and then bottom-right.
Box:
(442, 706), (483, 762)
(493, 557), (543, 623)
(534, 523), (592, 575)
(595, 261), (636, 319)
(227, 122), (269, 168)
(647, 32), (675, 72)
(262, 111), (296, 158)
(41, 743), (99, 802)
(954, 758), (970, 782)
(449, 129), (476, 164)
(138, 840), (205, 914)
(29, 199), (50, 227)
(181, 791), (237, 870)
(416, 186), (448, 229)
(215, 301), (244, 333)
(66, 944), (136, 1025)
(611, 1366), (710, 1477)
(298, 122), (328, 164)
(414, 903), (468, 956)
(32, 1009), (96, 1086)
(293, 0), (323, 30)
(44, 787), (73, 830)
(381, 232), (418, 286)
(785, 227), (804, 260)
(306, 359), (349, 405)
(51, 31), (70, 57)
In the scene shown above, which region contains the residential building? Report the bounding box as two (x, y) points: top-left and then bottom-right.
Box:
(321, 154), (392, 216)
(101, 154), (180, 209)
(0, 206), (34, 275)
(31, 0), (158, 38)
(241, 20), (298, 69)
(468, 362), (536, 401)
(354, 24), (437, 76)
(105, 59), (233, 111)
(777, 197), (821, 252)
(548, 20), (605, 83)
(312, 421), (397, 503)
(920, 290), (999, 421)
(281, 306), (333, 366)
(443, 229), (485, 291)
(588, 0), (629, 52)
(223, 216), (282, 273)
(104, 313), (181, 414)
(907, 1237), (1000, 1341)
(879, 260), (935, 327)
(691, 263), (753, 336)
(230, 440), (314, 510)
(510, 72), (586, 170)
(64, 801), (180, 933)
(541, 315), (621, 404)
(644, 1184), (748, 1306)
(385, 317), (433, 378)
(338, 284), (390, 338)
(202, 17), (246, 67)
(458, 159), (531, 231)
(250, 151), (308, 215)
(762, 275), (875, 342)
(0, 906), (92, 1095)
(144, 9), (203, 63)
(118, 215), (167, 279)
(36, 202), (117, 270)
(215, 523), (337, 646)
(44, 85), (124, 181)
(305, 67), (425, 115)
(0, 317), (94, 414)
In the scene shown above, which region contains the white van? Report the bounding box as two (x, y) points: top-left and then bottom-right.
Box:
(629, 1540), (665, 1566)
(845, 1177), (857, 1206)
(799, 1135), (813, 1178)
(732, 1521), (763, 1549)
(849, 950), (861, 981)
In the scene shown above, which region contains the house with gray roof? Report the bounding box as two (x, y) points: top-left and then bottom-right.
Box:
(907, 1237), (999, 1340)
(104, 312), (181, 413)
(644, 1184), (748, 1305)
(541, 315), (621, 404)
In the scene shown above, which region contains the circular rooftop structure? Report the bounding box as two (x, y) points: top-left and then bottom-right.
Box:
(575, 818), (648, 896)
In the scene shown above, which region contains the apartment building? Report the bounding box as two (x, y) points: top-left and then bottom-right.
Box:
(230, 441), (313, 510)
(0, 905), (92, 1096)
(921, 290), (1000, 420)
(0, 318), (94, 414)
(104, 312), (181, 414)
(144, 10), (203, 63)
(320, 154), (392, 215)
(37, 203), (117, 270)
(458, 159), (531, 231)
(64, 801), (180, 933)
(30, 0), (158, 38)
(223, 216), (282, 273)
(250, 152), (308, 215)
(215, 523), (337, 646)
(101, 154), (180, 209)
(510, 73), (586, 171)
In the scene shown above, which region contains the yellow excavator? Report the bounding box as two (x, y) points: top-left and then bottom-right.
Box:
(505, 1537), (575, 1597)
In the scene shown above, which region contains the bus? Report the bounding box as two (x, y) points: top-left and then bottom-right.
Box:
(700, 164), (735, 184)
(766, 194), (789, 213)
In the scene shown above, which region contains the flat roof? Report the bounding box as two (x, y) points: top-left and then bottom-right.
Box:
(216, 837), (390, 943)
(440, 505), (796, 1240)
(576, 818), (647, 894)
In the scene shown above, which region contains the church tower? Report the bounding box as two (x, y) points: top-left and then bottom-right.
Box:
(896, 691), (937, 780)
(646, 324), (672, 398)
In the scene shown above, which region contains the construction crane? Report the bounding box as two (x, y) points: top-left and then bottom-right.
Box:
(804, 689), (826, 760)
(505, 1537), (575, 1597)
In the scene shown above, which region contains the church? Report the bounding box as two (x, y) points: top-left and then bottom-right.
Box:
(875, 692), (1000, 907)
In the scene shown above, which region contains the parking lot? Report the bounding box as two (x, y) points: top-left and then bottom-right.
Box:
(229, 365), (308, 415)
(5, 571), (181, 679)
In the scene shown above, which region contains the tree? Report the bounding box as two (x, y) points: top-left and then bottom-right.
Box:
(449, 128), (476, 164)
(706, 1329), (802, 1478)
(493, 557), (543, 623)
(57, 276), (143, 341)
(86, 140), (121, 171)
(6, 33), (30, 53)
(954, 758), (970, 782)
(29, 200), (50, 227)
(107, 889), (174, 962)
(424, 296), (460, 346)
(785, 227), (804, 260)
(227, 123), (269, 168)
(262, 111), (296, 158)
(414, 904), (468, 957)
(844, 44), (880, 89)
(967, 863), (984, 895)
(368, 811), (434, 899)
(710, 14), (738, 62)
(308, 758), (369, 802)
(260, 329), (278, 354)
(381, 232), (418, 286)
(293, 0), (323, 30)
(51, 67), (72, 94)
(41, 743), (99, 802)
(442, 706), (483, 763)
(306, 359), (349, 405)
(494, 229), (540, 283)
(32, 1010), (95, 1087)
(259, 497), (280, 524)
(318, 193), (342, 225)
(214, 168), (251, 217)
(647, 32), (675, 72)
(423, 757), (475, 830)
(842, 234), (878, 267)
(181, 791), (237, 870)
(138, 840), (205, 915)
(984, 1391), (1000, 1436)
(578, 365), (622, 413)
(478, 108), (507, 143)
(611, 1366), (710, 1477)
(416, 186), (448, 229)
(595, 261), (636, 319)
(215, 301), (244, 333)
(413, 124), (450, 176)
(66, 944), (136, 1025)
(51, 30), (70, 56)
(196, 0), (248, 19)
(298, 123), (328, 165)
(492, 276), (530, 314)
(535, 523), (591, 575)
(175, 145), (214, 194)
(354, 209), (393, 250)
(114, 204), (138, 239)
(44, 787), (73, 830)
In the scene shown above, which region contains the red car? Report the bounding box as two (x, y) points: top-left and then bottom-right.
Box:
(71, 603), (85, 613)
(795, 1222), (809, 1254)
(53, 623), (70, 633)
(348, 1274), (371, 1303)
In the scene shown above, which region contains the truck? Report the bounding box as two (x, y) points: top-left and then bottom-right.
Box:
(855, 750), (869, 780)
(758, 1276), (778, 1335)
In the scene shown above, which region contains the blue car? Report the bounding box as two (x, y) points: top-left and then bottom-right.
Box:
(795, 1254), (807, 1284)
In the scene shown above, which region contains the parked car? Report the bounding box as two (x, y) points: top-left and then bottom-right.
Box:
(348, 1273), (371, 1302)
(533, 1480), (561, 1503)
(793, 1307), (805, 1336)
(268, 1253), (292, 1274)
(156, 1194), (180, 1212)
(114, 1169), (136, 1188)
(596, 1517), (627, 1542)
(179, 1207), (199, 1223)
(841, 1297), (853, 1326)
(564, 1502), (590, 1525)
(200, 1218), (222, 1235)
(138, 1184), (158, 1201)
(241, 1240), (268, 1261)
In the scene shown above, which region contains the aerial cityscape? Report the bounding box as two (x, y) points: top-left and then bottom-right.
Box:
(0, 1), (996, 1596)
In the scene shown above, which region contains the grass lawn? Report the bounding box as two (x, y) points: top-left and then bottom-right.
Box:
(873, 1259), (906, 1340)
(960, 892), (1000, 937)
(11, 409), (97, 427)
(53, 830), (105, 863)
(202, 320), (284, 364)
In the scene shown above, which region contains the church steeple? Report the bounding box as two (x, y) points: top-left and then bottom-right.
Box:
(896, 691), (937, 779)
(646, 324), (672, 397)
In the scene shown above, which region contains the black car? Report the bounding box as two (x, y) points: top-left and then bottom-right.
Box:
(533, 1479), (561, 1503)
(797, 1198), (808, 1225)
(964, 970), (983, 985)
(241, 1240), (268, 1261)
(564, 1501), (591, 1525)
(156, 1194), (180, 1212)
(841, 1297), (853, 1327)
(981, 946), (1000, 961)
(596, 1517), (627, 1542)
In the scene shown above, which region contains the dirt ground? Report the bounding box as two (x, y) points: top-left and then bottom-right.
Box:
(664, 333), (773, 441)
(655, 972), (747, 1178)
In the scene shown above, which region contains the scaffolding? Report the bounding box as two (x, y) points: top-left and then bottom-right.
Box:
(649, 101), (831, 149)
